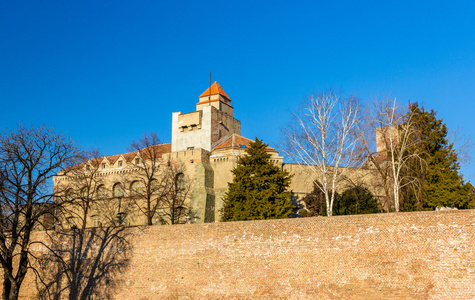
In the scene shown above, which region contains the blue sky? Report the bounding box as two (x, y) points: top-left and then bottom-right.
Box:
(1, 1), (474, 183)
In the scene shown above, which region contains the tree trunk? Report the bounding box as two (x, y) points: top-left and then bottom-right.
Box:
(2, 274), (11, 300)
(5, 280), (19, 300)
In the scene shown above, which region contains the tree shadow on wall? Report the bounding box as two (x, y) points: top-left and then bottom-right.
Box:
(34, 226), (131, 300)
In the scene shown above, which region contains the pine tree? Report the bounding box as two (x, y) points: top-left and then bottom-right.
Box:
(401, 103), (473, 210)
(220, 138), (294, 221)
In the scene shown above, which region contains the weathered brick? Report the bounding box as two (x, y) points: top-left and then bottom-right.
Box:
(3, 209), (475, 299)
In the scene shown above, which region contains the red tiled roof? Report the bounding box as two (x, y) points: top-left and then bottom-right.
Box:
(213, 134), (276, 152)
(102, 143), (171, 164)
(61, 144), (172, 173)
(361, 151), (388, 169)
(199, 82), (231, 100)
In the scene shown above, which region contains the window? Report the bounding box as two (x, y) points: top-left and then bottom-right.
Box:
(118, 160), (122, 167)
(65, 189), (74, 201)
(102, 163), (106, 169)
(135, 158), (140, 165)
(113, 183), (125, 197)
(92, 215), (102, 227)
(176, 173), (185, 190)
(117, 212), (128, 226)
(187, 146), (194, 150)
(86, 165), (90, 171)
(97, 185), (107, 199)
(130, 181), (143, 196)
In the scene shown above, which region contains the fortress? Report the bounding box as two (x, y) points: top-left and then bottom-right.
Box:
(13, 84), (475, 299)
(54, 82), (380, 227)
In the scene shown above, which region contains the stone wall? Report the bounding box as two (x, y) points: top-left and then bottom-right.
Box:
(5, 209), (475, 299)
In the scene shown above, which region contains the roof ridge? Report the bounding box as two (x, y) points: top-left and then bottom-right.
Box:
(101, 143), (172, 161)
(198, 81), (231, 100)
(211, 133), (235, 150)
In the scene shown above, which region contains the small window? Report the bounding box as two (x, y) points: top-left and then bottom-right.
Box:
(118, 161), (122, 167)
(187, 147), (194, 150)
(65, 189), (74, 201)
(92, 216), (102, 227)
(102, 163), (106, 169)
(135, 158), (140, 165)
(117, 212), (128, 226)
(176, 173), (185, 190)
(86, 165), (90, 171)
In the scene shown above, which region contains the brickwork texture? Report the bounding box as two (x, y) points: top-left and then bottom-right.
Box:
(4, 209), (475, 299)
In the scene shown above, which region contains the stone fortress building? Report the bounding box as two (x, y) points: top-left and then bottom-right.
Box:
(54, 82), (381, 227)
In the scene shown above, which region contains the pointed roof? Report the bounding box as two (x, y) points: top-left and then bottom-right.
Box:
(213, 134), (276, 152)
(199, 81), (231, 100)
(97, 144), (172, 166)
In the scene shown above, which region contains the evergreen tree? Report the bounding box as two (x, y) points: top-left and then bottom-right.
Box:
(334, 186), (380, 215)
(299, 183), (330, 217)
(300, 184), (379, 217)
(220, 138), (294, 221)
(401, 103), (473, 210)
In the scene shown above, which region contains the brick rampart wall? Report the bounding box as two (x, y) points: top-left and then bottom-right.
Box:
(6, 210), (475, 299)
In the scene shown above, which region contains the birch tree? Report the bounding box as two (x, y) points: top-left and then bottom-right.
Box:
(356, 97), (425, 212)
(284, 91), (361, 216)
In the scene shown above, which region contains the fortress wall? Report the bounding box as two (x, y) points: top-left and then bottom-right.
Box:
(6, 209), (475, 299)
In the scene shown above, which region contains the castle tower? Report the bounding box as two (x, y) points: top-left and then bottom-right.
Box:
(171, 82), (241, 152)
(196, 81), (234, 116)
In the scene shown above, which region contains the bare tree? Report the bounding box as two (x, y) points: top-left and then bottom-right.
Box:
(0, 124), (82, 300)
(157, 161), (194, 225)
(355, 97), (425, 212)
(284, 91), (362, 216)
(376, 99), (425, 212)
(353, 100), (394, 212)
(55, 151), (104, 229)
(128, 133), (195, 225)
(128, 132), (169, 225)
(36, 226), (130, 300)
(35, 150), (132, 299)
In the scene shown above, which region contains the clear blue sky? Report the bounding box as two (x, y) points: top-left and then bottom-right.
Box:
(1, 1), (474, 183)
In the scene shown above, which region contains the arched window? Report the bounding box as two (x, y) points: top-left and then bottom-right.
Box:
(97, 185), (107, 199)
(130, 181), (144, 196)
(176, 173), (185, 190)
(65, 189), (74, 201)
(113, 183), (124, 197)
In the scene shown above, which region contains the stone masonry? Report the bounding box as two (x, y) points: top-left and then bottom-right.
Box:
(5, 209), (475, 299)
